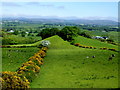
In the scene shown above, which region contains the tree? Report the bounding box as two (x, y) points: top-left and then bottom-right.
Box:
(78, 31), (92, 38)
(2, 38), (18, 45)
(59, 26), (79, 41)
(13, 30), (19, 35)
(21, 31), (26, 37)
(106, 38), (114, 43)
(37, 28), (59, 39)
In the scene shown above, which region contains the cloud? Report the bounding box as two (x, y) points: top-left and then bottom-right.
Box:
(2, 2), (21, 7)
(57, 6), (65, 9)
(25, 2), (65, 9)
(25, 2), (41, 5)
(25, 2), (54, 7)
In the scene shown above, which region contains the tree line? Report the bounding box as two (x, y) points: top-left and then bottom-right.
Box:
(37, 26), (84, 42)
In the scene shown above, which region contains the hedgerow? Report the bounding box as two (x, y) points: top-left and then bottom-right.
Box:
(74, 43), (118, 52)
(1, 47), (48, 89)
(1, 71), (30, 89)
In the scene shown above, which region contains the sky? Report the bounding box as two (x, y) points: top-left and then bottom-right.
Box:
(1, 1), (118, 21)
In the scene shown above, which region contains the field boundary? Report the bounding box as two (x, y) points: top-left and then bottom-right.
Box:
(1, 47), (48, 89)
(74, 43), (119, 52)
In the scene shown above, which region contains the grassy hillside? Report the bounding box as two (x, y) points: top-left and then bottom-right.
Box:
(108, 31), (119, 43)
(2, 47), (39, 72)
(30, 35), (118, 88)
(73, 36), (118, 50)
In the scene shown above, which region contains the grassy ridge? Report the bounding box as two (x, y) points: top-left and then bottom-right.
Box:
(30, 35), (118, 88)
(74, 36), (118, 50)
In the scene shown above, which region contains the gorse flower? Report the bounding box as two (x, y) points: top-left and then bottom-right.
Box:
(1, 71), (30, 89)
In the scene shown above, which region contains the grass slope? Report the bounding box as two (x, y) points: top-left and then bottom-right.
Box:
(73, 36), (118, 50)
(30, 35), (118, 88)
(2, 47), (39, 72)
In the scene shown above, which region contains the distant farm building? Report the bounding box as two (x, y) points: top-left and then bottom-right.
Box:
(92, 36), (108, 39)
(8, 30), (14, 33)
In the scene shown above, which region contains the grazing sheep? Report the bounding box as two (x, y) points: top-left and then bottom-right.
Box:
(111, 54), (115, 57)
(108, 56), (113, 61)
(86, 56), (89, 58)
(92, 56), (95, 58)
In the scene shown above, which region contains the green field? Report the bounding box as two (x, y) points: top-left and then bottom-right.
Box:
(2, 35), (119, 88)
(2, 47), (39, 72)
(30, 35), (118, 88)
(73, 36), (118, 50)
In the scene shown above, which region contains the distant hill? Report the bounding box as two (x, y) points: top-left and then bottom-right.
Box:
(2, 17), (118, 26)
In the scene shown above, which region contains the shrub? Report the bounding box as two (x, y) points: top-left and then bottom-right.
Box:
(85, 46), (89, 48)
(29, 54), (43, 67)
(93, 47), (97, 49)
(102, 47), (108, 50)
(74, 43), (80, 46)
(30, 58), (43, 67)
(79, 45), (83, 47)
(1, 71), (30, 89)
(17, 61), (40, 82)
(41, 47), (48, 52)
(89, 46), (93, 49)
(1, 46), (10, 48)
(82, 46), (86, 48)
(38, 50), (46, 58)
(108, 48), (117, 52)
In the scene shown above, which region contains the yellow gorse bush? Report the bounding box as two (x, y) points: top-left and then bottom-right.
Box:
(17, 47), (48, 82)
(1, 71), (30, 89)
(41, 47), (48, 52)
(74, 43), (80, 46)
(38, 50), (46, 58)
(74, 43), (117, 52)
(100, 47), (108, 50)
(18, 61), (40, 74)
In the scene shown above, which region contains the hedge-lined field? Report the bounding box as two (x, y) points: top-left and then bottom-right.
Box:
(73, 36), (118, 50)
(1, 47), (48, 89)
(30, 35), (118, 88)
(74, 43), (118, 52)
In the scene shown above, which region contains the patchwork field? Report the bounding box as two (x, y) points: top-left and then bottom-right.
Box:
(30, 36), (118, 88)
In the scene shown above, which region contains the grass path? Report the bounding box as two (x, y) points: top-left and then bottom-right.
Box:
(30, 36), (118, 88)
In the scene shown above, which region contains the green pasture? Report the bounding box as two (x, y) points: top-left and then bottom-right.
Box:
(2, 34), (42, 45)
(30, 35), (118, 88)
(2, 47), (39, 72)
(73, 36), (118, 50)
(2, 35), (119, 88)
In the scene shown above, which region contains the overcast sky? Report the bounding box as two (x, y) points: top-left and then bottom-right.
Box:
(1, 1), (118, 21)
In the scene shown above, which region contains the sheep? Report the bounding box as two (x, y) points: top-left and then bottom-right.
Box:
(108, 54), (115, 61)
(108, 56), (113, 61)
(86, 56), (89, 58)
(111, 54), (115, 57)
(92, 56), (95, 58)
